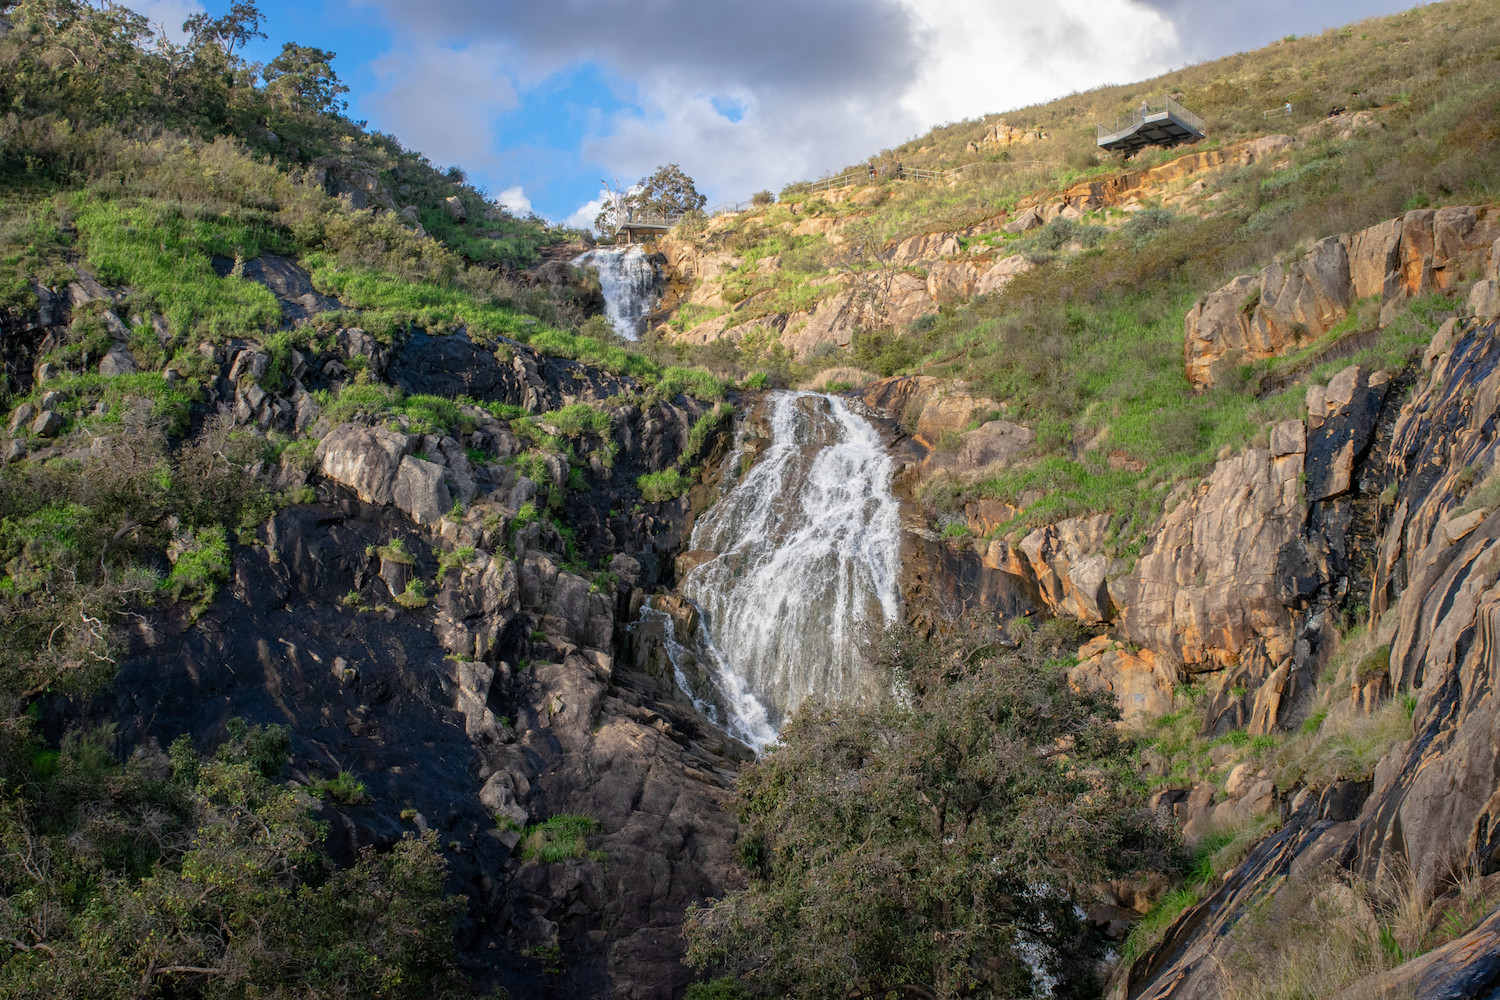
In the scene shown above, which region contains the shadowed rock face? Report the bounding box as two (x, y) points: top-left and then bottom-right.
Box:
(26, 324), (747, 1000)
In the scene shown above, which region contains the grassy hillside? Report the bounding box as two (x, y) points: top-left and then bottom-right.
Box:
(658, 0), (1500, 550)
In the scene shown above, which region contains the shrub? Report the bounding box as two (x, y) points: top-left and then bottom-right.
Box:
(686, 978), (752, 1000)
(639, 468), (690, 502)
(653, 366), (730, 402)
(313, 770), (371, 805)
(685, 620), (1173, 1000)
(681, 402), (734, 465)
(162, 524), (231, 606)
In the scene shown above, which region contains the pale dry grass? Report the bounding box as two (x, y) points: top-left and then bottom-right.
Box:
(799, 366), (879, 391)
(1217, 869), (1411, 1000)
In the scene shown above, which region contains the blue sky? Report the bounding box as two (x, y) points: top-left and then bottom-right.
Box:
(129, 0), (1427, 226)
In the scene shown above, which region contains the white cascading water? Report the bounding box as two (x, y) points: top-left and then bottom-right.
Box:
(572, 246), (664, 340)
(672, 391), (904, 749)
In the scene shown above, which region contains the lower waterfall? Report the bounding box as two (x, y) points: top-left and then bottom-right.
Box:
(667, 391), (904, 749)
(572, 246), (663, 340)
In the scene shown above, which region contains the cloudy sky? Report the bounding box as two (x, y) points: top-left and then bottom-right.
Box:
(130, 0), (1428, 225)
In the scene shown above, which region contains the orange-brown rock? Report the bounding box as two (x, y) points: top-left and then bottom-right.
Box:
(1114, 426), (1307, 672)
(1069, 642), (1173, 724)
(975, 253), (1033, 296)
(1018, 514), (1115, 624)
(886, 232), (961, 266)
(859, 375), (1001, 448)
(1185, 206), (1500, 388)
(965, 117), (1048, 153)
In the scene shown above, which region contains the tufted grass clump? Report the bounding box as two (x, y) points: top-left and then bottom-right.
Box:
(311, 770), (371, 805)
(162, 524), (231, 608)
(518, 814), (605, 864)
(639, 468), (690, 502)
(393, 579), (428, 609)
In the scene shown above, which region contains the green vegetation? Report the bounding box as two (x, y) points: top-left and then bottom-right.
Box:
(394, 579), (430, 610)
(685, 619), (1173, 999)
(0, 717), (465, 997)
(312, 770), (372, 805)
(638, 468), (692, 503)
(635, 401), (733, 503)
(162, 524), (231, 608)
(658, 0), (1500, 548)
(0, 412), (278, 698)
(517, 814), (605, 864)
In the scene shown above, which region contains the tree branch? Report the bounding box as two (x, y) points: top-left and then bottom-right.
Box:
(1, 936), (56, 958)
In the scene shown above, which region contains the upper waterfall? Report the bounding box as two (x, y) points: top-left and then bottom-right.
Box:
(572, 246), (664, 340)
(675, 391), (903, 748)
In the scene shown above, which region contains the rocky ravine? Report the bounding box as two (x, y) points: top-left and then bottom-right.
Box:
(3, 256), (755, 1000)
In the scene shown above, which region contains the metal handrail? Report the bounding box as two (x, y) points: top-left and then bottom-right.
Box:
(1097, 96), (1206, 143)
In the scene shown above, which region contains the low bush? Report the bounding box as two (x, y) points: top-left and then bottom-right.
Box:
(685, 619), (1174, 1000)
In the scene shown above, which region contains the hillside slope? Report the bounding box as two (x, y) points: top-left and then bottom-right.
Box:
(5, 1), (1500, 999)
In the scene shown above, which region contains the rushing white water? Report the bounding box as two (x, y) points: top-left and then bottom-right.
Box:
(673, 391), (904, 748)
(572, 246), (664, 340)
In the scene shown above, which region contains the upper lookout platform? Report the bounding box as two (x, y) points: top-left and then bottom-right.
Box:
(1097, 97), (1206, 154)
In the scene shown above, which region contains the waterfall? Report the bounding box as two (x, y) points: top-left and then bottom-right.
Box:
(670, 391), (904, 749)
(572, 246), (664, 340)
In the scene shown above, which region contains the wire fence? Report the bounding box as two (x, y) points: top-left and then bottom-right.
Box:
(784, 160), (1007, 197)
(611, 155), (1064, 239)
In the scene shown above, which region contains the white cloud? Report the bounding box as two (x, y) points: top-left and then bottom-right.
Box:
(573, 0), (1180, 206)
(124, 0), (205, 44)
(366, 43), (518, 169)
(347, 0), (1412, 220)
(565, 188), (611, 230)
(896, 0), (1180, 126)
(496, 185), (532, 216)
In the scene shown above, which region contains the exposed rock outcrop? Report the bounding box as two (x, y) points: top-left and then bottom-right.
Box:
(1125, 319), (1500, 999)
(1185, 206), (1500, 387)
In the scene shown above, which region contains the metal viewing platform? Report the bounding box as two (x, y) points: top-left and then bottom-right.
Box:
(615, 211), (680, 244)
(1097, 97), (1206, 154)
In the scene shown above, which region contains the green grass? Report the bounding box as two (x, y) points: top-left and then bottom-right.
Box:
(517, 814), (605, 864)
(393, 579), (428, 610)
(72, 194), (285, 343)
(639, 468), (691, 503)
(11, 371), (201, 437)
(682, 402), (734, 465)
(0, 196), (75, 312)
(161, 524), (230, 606)
(304, 250), (543, 342)
(544, 402), (614, 438)
(1122, 886), (1202, 962)
(652, 365), (731, 402)
(312, 771), (371, 805)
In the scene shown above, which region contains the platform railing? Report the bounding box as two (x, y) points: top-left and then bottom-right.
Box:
(1097, 96), (1206, 144)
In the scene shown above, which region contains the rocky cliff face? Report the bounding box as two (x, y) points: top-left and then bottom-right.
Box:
(1184, 205), (1500, 388)
(1122, 317), (1500, 999)
(1, 257), (749, 1000)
